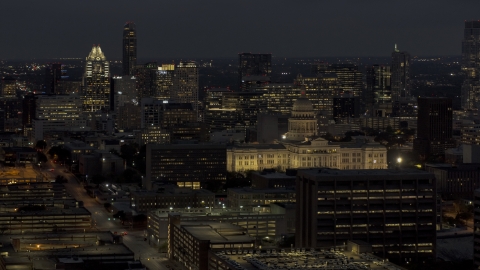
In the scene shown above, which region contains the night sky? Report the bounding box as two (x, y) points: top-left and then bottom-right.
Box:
(1, 0), (480, 60)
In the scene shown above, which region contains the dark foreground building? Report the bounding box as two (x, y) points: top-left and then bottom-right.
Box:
(296, 168), (437, 263)
(145, 144), (226, 190)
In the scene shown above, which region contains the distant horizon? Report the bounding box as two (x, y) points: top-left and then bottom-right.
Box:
(0, 55), (462, 62)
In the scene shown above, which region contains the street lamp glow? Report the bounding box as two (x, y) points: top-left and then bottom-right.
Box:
(397, 157), (402, 164)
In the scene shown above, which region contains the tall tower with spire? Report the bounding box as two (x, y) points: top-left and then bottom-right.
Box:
(123, 22), (137, 76)
(462, 21), (480, 110)
(391, 44), (411, 102)
(82, 45), (111, 112)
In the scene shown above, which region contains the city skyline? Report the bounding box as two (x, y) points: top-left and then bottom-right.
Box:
(1, 1), (480, 60)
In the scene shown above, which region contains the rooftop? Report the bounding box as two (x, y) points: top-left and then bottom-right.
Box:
(212, 248), (405, 270)
(180, 222), (254, 243)
(298, 168), (434, 179)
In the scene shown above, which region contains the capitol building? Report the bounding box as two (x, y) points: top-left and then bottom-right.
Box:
(227, 93), (388, 172)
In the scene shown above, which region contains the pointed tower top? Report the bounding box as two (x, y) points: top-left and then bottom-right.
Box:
(86, 45), (107, 61)
(394, 44), (399, 52)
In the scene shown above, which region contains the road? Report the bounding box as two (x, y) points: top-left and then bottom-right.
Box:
(42, 160), (184, 270)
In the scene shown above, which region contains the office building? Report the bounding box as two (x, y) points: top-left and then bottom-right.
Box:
(365, 65), (392, 116)
(296, 168), (437, 263)
(130, 186), (215, 213)
(112, 75), (137, 112)
(44, 63), (63, 94)
(426, 163), (480, 199)
(0, 97), (21, 132)
(156, 63), (175, 100)
(294, 74), (342, 118)
(391, 45), (411, 102)
(138, 126), (170, 145)
(32, 94), (86, 141)
(147, 207), (286, 244)
(462, 21), (480, 110)
(79, 149), (125, 177)
(172, 61), (199, 113)
(251, 170), (296, 189)
(209, 247), (403, 270)
(135, 62), (158, 101)
(122, 22), (137, 76)
(238, 53), (272, 91)
(168, 217), (254, 270)
(1, 76), (16, 98)
(413, 97), (455, 159)
(0, 231), (135, 269)
(474, 188), (480, 268)
(254, 83), (300, 115)
(312, 63), (364, 98)
(227, 187), (296, 209)
(333, 96), (360, 122)
(82, 45), (111, 112)
(22, 92), (36, 130)
(145, 144), (226, 190)
(141, 98), (197, 138)
(118, 103), (141, 131)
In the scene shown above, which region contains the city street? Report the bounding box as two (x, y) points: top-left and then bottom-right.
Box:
(42, 160), (183, 270)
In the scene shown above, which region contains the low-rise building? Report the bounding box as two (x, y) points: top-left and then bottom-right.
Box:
(79, 150), (125, 177)
(168, 216), (255, 270)
(0, 147), (37, 165)
(147, 208), (286, 245)
(227, 187), (295, 209)
(251, 170), (296, 189)
(130, 186), (215, 213)
(426, 163), (480, 199)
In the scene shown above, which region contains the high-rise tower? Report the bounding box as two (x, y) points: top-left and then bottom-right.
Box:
(391, 44), (411, 102)
(413, 97), (455, 159)
(82, 45), (111, 112)
(172, 61), (199, 114)
(123, 22), (137, 76)
(365, 65), (392, 116)
(238, 53), (271, 91)
(462, 21), (480, 110)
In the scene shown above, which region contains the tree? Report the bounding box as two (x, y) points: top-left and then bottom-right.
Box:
(90, 174), (106, 185)
(35, 140), (47, 150)
(104, 203), (112, 211)
(55, 175), (67, 183)
(118, 168), (142, 184)
(47, 146), (70, 162)
(37, 152), (48, 163)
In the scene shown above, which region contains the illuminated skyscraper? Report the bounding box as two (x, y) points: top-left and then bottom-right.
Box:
(391, 45), (411, 102)
(82, 45), (111, 112)
(365, 65), (392, 116)
(1, 76), (16, 98)
(312, 63), (363, 98)
(122, 22), (137, 76)
(172, 61), (199, 114)
(156, 64), (175, 100)
(462, 21), (480, 110)
(238, 53), (271, 91)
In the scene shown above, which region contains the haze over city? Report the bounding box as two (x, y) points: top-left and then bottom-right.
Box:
(2, 0), (480, 59)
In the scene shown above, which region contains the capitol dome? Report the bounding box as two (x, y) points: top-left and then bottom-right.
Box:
(292, 92), (314, 112)
(285, 92), (318, 141)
